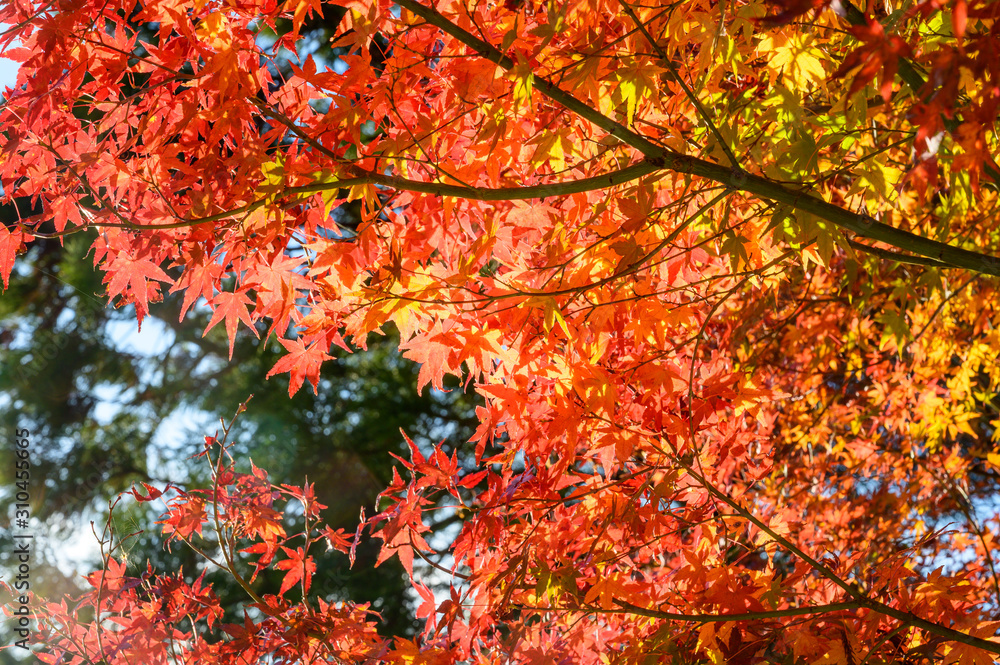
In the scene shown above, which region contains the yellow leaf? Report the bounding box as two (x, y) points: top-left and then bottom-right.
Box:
(196, 11), (231, 49)
(759, 33), (827, 89)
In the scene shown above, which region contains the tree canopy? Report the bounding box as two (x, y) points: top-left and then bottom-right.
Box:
(0, 229), (478, 639)
(4, 0), (1000, 662)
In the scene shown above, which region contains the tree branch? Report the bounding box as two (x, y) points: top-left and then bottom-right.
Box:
(394, 0), (1000, 277)
(616, 0), (740, 168)
(515, 599), (863, 622)
(679, 460), (1000, 655)
(33, 161), (662, 236)
(611, 598), (862, 622)
(847, 238), (950, 267)
(336, 162), (661, 201)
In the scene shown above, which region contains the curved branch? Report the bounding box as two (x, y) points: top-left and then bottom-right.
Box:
(515, 599), (863, 622)
(338, 161), (660, 201)
(31, 160), (662, 237)
(611, 598), (861, 622)
(847, 238), (950, 267)
(394, 0), (1000, 277)
(679, 460), (1000, 655)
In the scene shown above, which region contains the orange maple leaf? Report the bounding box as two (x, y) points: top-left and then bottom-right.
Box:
(204, 290), (258, 359)
(266, 337), (333, 396)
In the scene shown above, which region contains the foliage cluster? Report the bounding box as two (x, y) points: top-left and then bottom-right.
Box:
(4, 0), (1000, 662)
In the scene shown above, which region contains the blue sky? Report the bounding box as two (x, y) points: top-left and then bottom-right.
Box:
(0, 58), (14, 88)
(0, 31), (18, 89)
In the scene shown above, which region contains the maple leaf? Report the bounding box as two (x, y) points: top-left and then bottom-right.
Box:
(399, 326), (464, 394)
(204, 290), (258, 359)
(833, 20), (913, 102)
(274, 546), (316, 595)
(245, 253), (310, 337)
(103, 252), (173, 329)
(158, 495), (206, 540)
(128, 481), (164, 502)
(322, 526), (352, 553)
(14, 0), (1000, 661)
(0, 225), (25, 289)
(266, 337), (333, 396)
(172, 256), (223, 321)
(241, 541), (281, 582)
(413, 581), (436, 622)
(85, 557), (140, 594)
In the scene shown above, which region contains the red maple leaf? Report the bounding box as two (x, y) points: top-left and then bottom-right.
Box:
(833, 20), (913, 102)
(274, 546), (316, 595)
(266, 337), (333, 396)
(159, 495), (206, 540)
(172, 256), (224, 321)
(103, 252), (173, 328)
(128, 481), (164, 502)
(400, 325), (464, 394)
(0, 225), (25, 290)
(204, 290), (258, 359)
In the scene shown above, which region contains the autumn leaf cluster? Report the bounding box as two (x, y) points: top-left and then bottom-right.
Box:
(3, 0), (1000, 661)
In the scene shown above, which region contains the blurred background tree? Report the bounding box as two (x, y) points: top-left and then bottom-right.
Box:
(0, 223), (479, 637)
(0, 6), (471, 647)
